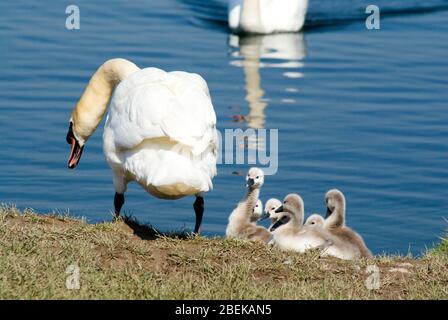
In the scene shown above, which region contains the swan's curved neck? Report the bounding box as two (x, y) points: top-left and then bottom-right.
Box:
(240, 0), (263, 33)
(325, 203), (346, 229)
(70, 58), (140, 145)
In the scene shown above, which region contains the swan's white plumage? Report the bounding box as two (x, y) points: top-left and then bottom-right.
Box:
(228, 0), (308, 34)
(228, 0), (242, 31)
(103, 67), (218, 199)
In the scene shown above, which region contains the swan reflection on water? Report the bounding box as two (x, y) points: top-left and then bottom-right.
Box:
(228, 32), (307, 130)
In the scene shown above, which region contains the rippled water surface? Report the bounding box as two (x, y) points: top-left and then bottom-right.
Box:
(1, 0), (448, 255)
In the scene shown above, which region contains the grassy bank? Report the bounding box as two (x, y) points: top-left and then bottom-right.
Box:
(0, 206), (446, 299)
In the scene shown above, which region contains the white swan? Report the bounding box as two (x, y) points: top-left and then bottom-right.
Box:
(66, 58), (218, 234)
(228, 0), (309, 34)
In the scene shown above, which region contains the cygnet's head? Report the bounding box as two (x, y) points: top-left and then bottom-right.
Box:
(269, 194), (304, 231)
(325, 189), (345, 218)
(276, 194), (304, 216)
(304, 213), (325, 227)
(246, 167), (265, 189)
(259, 198), (282, 222)
(251, 199), (263, 219)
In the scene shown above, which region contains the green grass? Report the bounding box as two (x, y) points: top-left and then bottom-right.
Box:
(0, 205), (447, 299)
(427, 235), (448, 257)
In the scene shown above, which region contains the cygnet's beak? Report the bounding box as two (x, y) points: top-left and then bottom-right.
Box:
(269, 215), (289, 232)
(274, 205), (284, 213)
(246, 178), (254, 187)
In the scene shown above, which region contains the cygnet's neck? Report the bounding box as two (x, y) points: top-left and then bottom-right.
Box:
(244, 186), (260, 217)
(324, 204), (345, 230)
(229, 186), (260, 226)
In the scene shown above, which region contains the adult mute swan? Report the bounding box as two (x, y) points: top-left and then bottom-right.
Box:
(228, 0), (308, 34)
(66, 58), (218, 234)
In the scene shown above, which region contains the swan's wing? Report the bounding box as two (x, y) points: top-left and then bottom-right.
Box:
(106, 67), (217, 156)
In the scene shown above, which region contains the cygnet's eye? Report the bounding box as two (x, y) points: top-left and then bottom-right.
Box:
(256, 176), (259, 179)
(284, 201), (287, 204)
(311, 221), (315, 225)
(271, 207), (275, 210)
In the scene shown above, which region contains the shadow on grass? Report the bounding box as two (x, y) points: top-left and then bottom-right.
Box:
(118, 215), (191, 241)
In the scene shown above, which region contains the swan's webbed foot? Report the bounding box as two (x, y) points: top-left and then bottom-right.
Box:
(114, 192), (125, 219)
(193, 196), (204, 234)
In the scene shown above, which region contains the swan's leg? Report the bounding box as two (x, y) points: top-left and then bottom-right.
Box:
(112, 168), (127, 219)
(114, 192), (125, 217)
(193, 196), (204, 234)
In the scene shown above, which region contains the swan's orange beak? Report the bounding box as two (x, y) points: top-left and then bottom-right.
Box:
(66, 123), (84, 169)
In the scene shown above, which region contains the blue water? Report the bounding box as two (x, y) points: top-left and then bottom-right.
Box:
(1, 0), (448, 256)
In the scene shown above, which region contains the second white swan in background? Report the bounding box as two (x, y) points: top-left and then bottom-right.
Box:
(228, 0), (309, 34)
